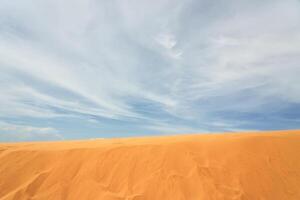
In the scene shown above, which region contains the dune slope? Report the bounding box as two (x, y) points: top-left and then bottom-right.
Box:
(0, 130), (300, 200)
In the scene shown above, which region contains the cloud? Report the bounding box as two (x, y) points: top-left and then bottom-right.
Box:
(144, 121), (205, 134)
(155, 33), (183, 59)
(0, 0), (299, 141)
(156, 33), (177, 49)
(0, 121), (62, 142)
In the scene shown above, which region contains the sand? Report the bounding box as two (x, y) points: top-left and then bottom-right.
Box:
(0, 130), (300, 200)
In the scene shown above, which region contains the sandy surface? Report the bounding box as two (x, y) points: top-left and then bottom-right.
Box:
(0, 130), (300, 200)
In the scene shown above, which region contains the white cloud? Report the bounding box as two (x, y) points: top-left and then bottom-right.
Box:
(155, 33), (183, 59)
(156, 33), (177, 49)
(144, 121), (204, 134)
(0, 0), (299, 140)
(0, 121), (63, 141)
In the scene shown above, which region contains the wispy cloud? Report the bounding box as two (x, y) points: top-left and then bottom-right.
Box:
(0, 0), (299, 141)
(155, 33), (183, 59)
(0, 121), (62, 142)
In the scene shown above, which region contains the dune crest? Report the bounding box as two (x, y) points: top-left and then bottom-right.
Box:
(0, 130), (300, 200)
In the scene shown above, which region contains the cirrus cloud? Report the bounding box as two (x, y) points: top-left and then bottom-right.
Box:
(0, 0), (299, 141)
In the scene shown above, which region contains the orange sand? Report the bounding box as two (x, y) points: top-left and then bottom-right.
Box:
(0, 130), (300, 200)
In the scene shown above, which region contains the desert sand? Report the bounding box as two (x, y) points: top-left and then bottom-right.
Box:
(0, 130), (300, 200)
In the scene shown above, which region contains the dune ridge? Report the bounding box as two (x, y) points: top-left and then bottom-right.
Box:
(0, 130), (300, 200)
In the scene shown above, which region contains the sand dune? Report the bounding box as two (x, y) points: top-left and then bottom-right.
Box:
(0, 130), (300, 200)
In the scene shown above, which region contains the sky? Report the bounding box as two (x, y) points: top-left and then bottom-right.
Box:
(0, 0), (300, 142)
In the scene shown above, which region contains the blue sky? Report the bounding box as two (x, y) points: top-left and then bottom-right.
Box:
(0, 0), (300, 141)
